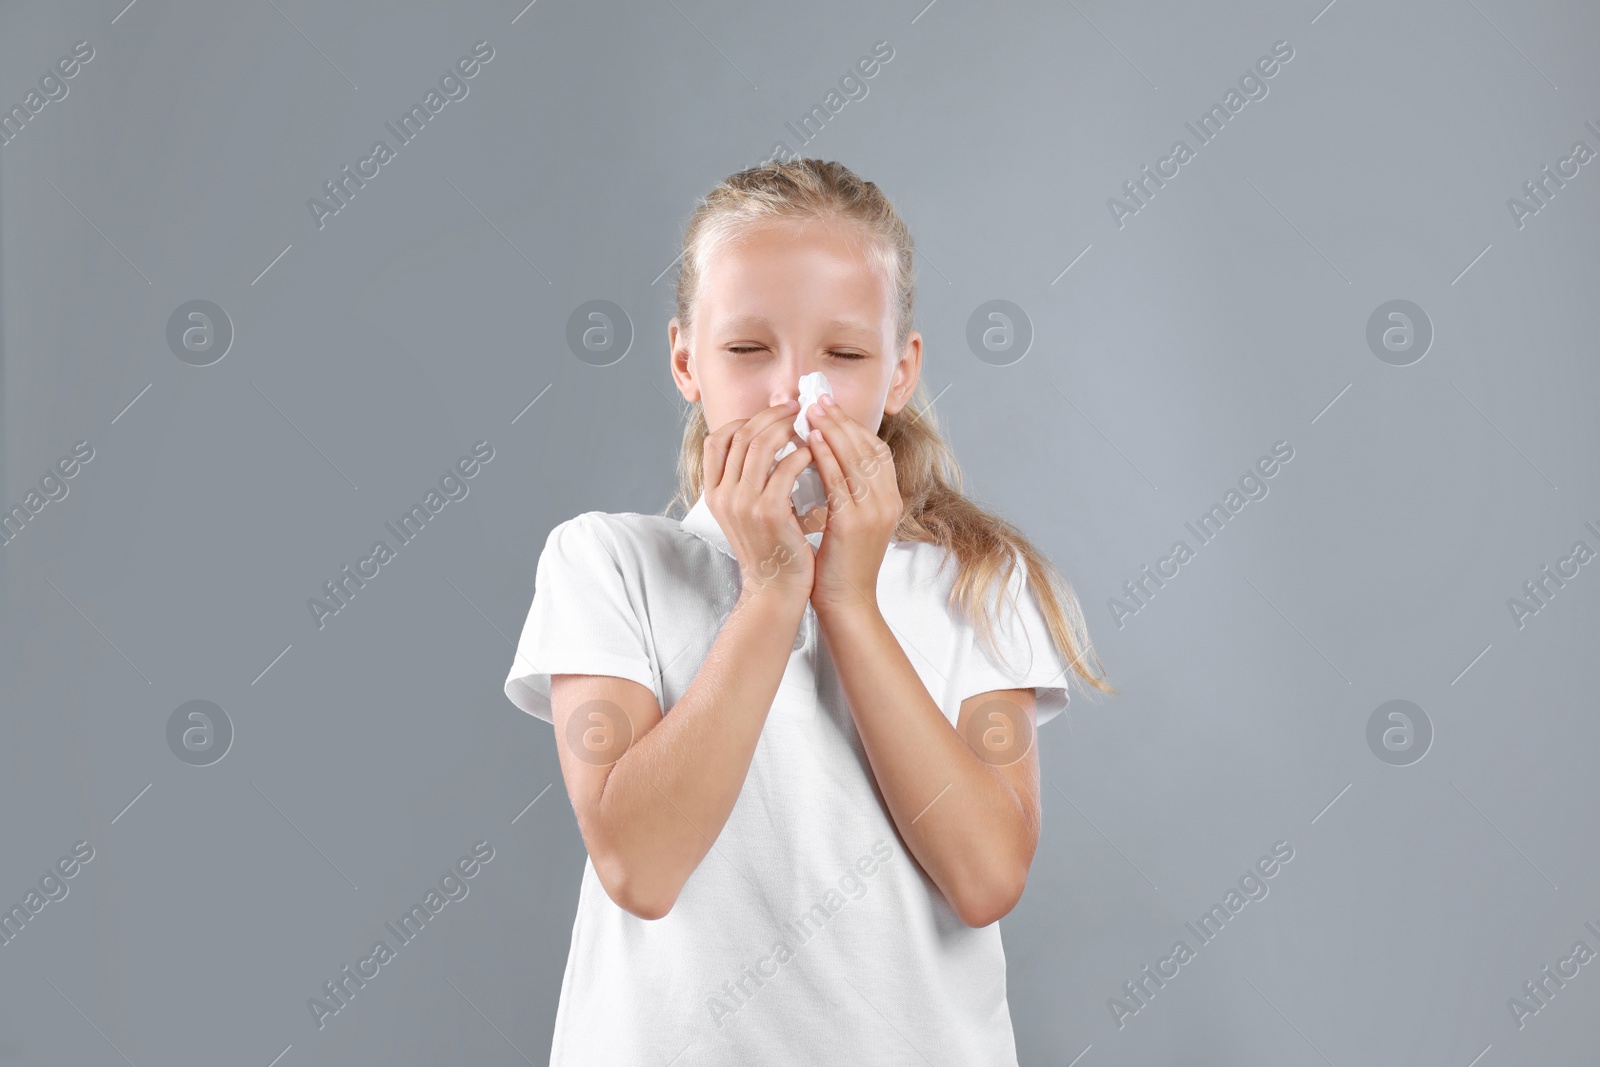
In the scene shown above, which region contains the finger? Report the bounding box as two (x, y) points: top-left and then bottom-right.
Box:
(739, 409), (805, 489)
(810, 404), (870, 481)
(809, 409), (877, 506)
(764, 444), (814, 505)
(760, 446), (815, 527)
(701, 419), (745, 493)
(703, 409), (781, 492)
(750, 445), (815, 583)
(805, 424), (850, 512)
(832, 412), (896, 502)
(725, 403), (800, 490)
(711, 400), (795, 441)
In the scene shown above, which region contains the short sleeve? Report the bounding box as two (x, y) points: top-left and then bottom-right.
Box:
(503, 512), (659, 725)
(951, 554), (1073, 729)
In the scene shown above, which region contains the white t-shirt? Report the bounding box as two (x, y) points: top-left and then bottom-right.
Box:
(503, 493), (1071, 1066)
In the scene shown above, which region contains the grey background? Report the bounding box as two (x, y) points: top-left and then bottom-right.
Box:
(2, 0), (1597, 1064)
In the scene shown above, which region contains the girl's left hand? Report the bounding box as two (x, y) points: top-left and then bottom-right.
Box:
(803, 394), (901, 615)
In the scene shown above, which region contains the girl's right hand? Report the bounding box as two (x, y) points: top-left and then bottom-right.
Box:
(703, 400), (817, 602)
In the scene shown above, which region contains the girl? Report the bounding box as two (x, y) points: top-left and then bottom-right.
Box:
(505, 158), (1114, 1066)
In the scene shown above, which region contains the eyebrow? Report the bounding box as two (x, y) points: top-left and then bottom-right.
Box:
(718, 315), (878, 338)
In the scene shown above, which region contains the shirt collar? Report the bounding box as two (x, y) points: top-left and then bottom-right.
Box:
(682, 491), (900, 560)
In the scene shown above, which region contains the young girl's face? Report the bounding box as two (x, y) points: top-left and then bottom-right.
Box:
(670, 217), (922, 453)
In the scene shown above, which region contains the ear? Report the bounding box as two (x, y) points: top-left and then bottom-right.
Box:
(882, 331), (923, 417)
(668, 318), (701, 403)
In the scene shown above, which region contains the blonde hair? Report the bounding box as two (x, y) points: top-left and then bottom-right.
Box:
(665, 158), (1114, 702)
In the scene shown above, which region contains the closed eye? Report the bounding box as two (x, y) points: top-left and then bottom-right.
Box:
(727, 346), (866, 360)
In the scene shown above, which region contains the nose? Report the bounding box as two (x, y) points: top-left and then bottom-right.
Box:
(770, 374), (801, 410)
(768, 358), (821, 431)
(769, 387), (806, 445)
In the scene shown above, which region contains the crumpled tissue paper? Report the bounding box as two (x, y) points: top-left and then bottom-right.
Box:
(772, 371), (833, 515)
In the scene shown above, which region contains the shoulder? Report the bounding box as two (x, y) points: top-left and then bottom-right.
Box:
(880, 539), (963, 615)
(541, 509), (706, 572)
(884, 538), (1021, 590)
(883, 540), (1037, 622)
(547, 508), (653, 538)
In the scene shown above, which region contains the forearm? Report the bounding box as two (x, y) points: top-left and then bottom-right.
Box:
(595, 586), (807, 913)
(818, 601), (1032, 924)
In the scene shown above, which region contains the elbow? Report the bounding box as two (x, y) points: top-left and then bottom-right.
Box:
(953, 869), (1027, 929)
(595, 853), (679, 921)
(618, 884), (676, 921)
(954, 894), (1012, 929)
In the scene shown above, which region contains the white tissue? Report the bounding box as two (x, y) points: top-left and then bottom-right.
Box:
(772, 371), (833, 515)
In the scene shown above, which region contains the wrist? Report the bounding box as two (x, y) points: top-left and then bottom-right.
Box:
(734, 579), (811, 618)
(811, 595), (881, 625)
